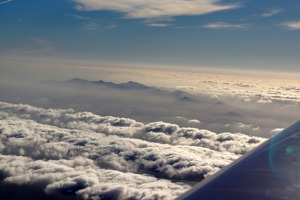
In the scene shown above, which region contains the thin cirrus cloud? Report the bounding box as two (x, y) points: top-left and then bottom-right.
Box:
(32, 38), (54, 52)
(0, 0), (12, 5)
(203, 22), (246, 29)
(65, 13), (90, 20)
(82, 21), (99, 30)
(72, 0), (240, 19)
(8, 38), (54, 55)
(261, 8), (283, 17)
(65, 13), (99, 30)
(282, 21), (300, 30)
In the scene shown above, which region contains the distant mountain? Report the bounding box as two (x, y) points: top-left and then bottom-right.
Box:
(225, 111), (242, 118)
(177, 96), (200, 103)
(65, 78), (152, 91)
(46, 78), (201, 103)
(68, 78), (89, 84)
(91, 80), (151, 90)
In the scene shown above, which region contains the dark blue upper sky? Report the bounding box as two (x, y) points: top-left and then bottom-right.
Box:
(1, 0), (300, 72)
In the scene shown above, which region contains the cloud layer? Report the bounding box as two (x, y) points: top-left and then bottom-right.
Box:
(0, 101), (265, 199)
(73, 0), (239, 19)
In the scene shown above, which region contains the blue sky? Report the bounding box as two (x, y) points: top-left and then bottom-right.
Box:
(1, 0), (300, 72)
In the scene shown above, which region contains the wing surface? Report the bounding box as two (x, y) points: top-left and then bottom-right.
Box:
(179, 121), (300, 200)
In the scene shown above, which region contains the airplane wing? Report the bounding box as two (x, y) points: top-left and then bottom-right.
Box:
(178, 120), (300, 200)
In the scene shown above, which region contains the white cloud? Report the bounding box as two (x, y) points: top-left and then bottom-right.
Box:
(0, 115), (231, 184)
(188, 119), (201, 124)
(147, 23), (172, 27)
(203, 22), (246, 29)
(72, 0), (240, 19)
(176, 116), (187, 120)
(0, 0), (12, 5)
(144, 17), (174, 27)
(0, 102), (265, 154)
(282, 21), (300, 30)
(261, 8), (283, 17)
(271, 128), (284, 134)
(0, 155), (190, 199)
(256, 99), (272, 104)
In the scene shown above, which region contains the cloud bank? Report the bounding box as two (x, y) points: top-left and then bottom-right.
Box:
(73, 0), (239, 19)
(0, 101), (265, 199)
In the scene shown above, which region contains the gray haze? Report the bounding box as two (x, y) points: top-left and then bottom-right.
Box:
(0, 77), (298, 137)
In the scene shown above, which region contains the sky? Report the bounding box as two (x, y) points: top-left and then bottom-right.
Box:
(0, 0), (300, 72)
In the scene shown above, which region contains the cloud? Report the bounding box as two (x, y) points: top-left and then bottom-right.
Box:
(32, 38), (54, 52)
(256, 99), (272, 104)
(72, 0), (240, 19)
(0, 155), (190, 199)
(7, 38), (54, 55)
(0, 0), (12, 5)
(82, 22), (99, 30)
(65, 14), (115, 30)
(261, 8), (283, 17)
(147, 23), (172, 27)
(65, 13), (90, 20)
(282, 21), (300, 30)
(203, 22), (246, 29)
(144, 17), (174, 27)
(82, 22), (117, 30)
(0, 101), (265, 198)
(1, 71), (298, 139)
(271, 128), (284, 134)
(0, 101), (265, 155)
(188, 119), (201, 124)
(108, 24), (118, 29)
(225, 122), (260, 136)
